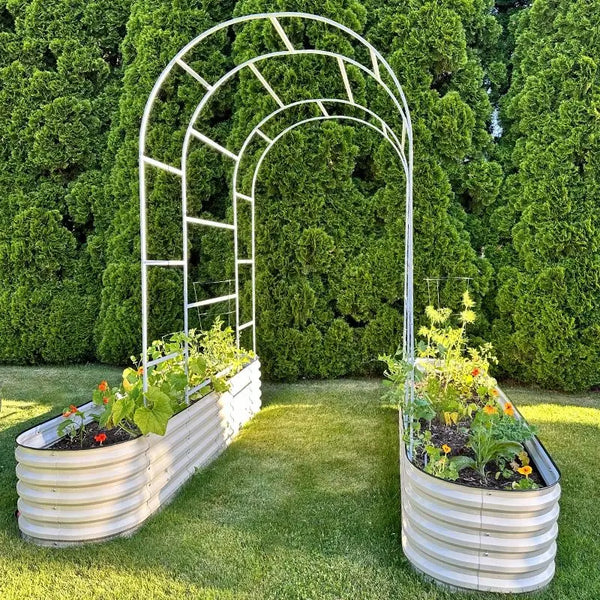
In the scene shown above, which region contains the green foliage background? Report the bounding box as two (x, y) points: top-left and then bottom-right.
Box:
(0, 0), (597, 390)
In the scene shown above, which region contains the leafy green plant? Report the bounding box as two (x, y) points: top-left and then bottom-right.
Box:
(462, 426), (523, 478)
(491, 413), (537, 444)
(57, 320), (253, 441)
(423, 443), (472, 481)
(416, 291), (499, 422)
(380, 354), (435, 423)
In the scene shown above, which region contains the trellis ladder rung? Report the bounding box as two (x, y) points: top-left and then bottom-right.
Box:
(337, 56), (355, 105)
(186, 216), (235, 230)
(239, 320), (254, 331)
(235, 192), (253, 202)
(144, 260), (185, 267)
(370, 47), (381, 83)
(256, 128), (273, 144)
(175, 58), (214, 91)
(142, 156), (183, 177)
(186, 380), (211, 397)
(316, 100), (329, 117)
(190, 128), (239, 161)
(147, 352), (179, 368)
(269, 16), (296, 53)
(187, 294), (237, 309)
(237, 259), (253, 265)
(248, 63), (285, 109)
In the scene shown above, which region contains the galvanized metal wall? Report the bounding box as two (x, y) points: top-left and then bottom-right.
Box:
(15, 360), (261, 546)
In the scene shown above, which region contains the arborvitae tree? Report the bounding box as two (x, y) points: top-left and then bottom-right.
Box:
(0, 0), (508, 382)
(96, 0), (236, 363)
(218, 0), (501, 379)
(0, 0), (131, 363)
(364, 1), (502, 331)
(490, 0), (600, 390)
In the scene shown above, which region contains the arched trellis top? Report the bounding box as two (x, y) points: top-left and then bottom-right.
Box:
(139, 12), (414, 413)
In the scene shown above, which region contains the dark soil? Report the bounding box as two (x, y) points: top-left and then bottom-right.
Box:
(49, 421), (137, 450)
(413, 419), (545, 490)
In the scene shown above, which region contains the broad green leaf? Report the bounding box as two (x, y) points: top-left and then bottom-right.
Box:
(450, 456), (475, 472)
(134, 387), (174, 435)
(98, 406), (112, 428)
(112, 395), (135, 425)
(189, 356), (207, 379)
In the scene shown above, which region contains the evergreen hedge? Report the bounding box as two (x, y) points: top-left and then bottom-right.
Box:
(94, 0), (499, 379)
(491, 0), (600, 390)
(0, 0), (131, 363)
(1, 0), (596, 390)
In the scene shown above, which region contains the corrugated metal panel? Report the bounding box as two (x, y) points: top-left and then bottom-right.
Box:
(15, 360), (261, 546)
(400, 383), (561, 594)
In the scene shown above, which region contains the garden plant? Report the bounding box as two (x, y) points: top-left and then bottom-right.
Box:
(55, 318), (254, 448)
(382, 291), (542, 490)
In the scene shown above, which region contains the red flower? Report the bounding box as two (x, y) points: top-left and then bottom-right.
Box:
(471, 368), (480, 377)
(94, 433), (107, 444)
(103, 397), (109, 405)
(98, 381), (108, 392)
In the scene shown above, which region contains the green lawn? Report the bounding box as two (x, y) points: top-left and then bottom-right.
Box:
(0, 366), (598, 599)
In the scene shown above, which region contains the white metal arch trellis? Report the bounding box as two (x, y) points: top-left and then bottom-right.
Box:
(139, 12), (414, 421)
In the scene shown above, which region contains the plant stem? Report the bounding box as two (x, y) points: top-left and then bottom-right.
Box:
(118, 421), (138, 438)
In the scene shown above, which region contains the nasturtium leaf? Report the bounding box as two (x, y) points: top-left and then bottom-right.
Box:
(189, 356), (207, 379)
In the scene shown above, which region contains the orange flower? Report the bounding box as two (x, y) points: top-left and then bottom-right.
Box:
(483, 404), (498, 415)
(442, 444), (451, 454)
(103, 397), (109, 405)
(517, 465), (532, 477)
(98, 381), (108, 392)
(62, 411), (72, 418)
(69, 405), (78, 413)
(471, 368), (480, 377)
(491, 389), (499, 397)
(503, 402), (515, 417)
(94, 433), (107, 445)
(137, 367), (144, 376)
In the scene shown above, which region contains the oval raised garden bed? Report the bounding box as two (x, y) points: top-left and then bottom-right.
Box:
(15, 359), (261, 547)
(400, 385), (561, 594)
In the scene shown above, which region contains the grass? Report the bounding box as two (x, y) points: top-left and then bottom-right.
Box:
(0, 366), (598, 599)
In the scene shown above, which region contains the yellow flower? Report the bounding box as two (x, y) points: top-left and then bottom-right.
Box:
(442, 444), (451, 454)
(517, 466), (533, 477)
(462, 290), (475, 309)
(460, 309), (476, 324)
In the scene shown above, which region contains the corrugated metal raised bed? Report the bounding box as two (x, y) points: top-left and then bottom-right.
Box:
(15, 359), (261, 547)
(400, 386), (561, 594)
